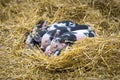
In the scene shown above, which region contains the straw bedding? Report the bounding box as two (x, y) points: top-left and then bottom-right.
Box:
(0, 0), (120, 79)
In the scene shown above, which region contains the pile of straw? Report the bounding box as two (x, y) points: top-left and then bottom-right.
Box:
(0, 0), (120, 79)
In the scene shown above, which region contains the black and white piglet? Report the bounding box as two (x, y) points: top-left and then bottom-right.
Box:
(25, 20), (47, 49)
(48, 30), (95, 55)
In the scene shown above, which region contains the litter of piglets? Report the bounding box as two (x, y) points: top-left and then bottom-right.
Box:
(25, 20), (95, 56)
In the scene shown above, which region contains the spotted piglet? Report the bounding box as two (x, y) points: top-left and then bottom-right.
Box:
(49, 30), (95, 55)
(47, 20), (91, 31)
(25, 20), (47, 49)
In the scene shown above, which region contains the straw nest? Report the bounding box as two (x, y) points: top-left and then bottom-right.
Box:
(0, 0), (120, 80)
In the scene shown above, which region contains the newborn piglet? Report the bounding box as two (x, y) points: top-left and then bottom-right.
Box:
(49, 30), (95, 55)
(25, 20), (47, 49)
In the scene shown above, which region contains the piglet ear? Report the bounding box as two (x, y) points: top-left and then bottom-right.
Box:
(25, 31), (30, 37)
(53, 30), (61, 38)
(41, 20), (47, 28)
(59, 39), (65, 43)
(36, 20), (47, 29)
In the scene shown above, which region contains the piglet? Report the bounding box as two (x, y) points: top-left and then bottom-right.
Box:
(47, 20), (91, 31)
(25, 20), (47, 49)
(49, 30), (95, 54)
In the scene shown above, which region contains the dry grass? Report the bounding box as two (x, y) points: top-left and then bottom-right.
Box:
(0, 0), (120, 80)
